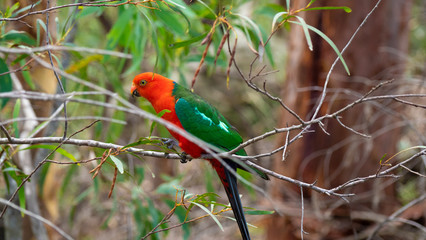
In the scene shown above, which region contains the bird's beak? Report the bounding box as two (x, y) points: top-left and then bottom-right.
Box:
(130, 85), (140, 97)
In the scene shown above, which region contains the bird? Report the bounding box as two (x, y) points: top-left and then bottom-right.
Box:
(130, 72), (269, 240)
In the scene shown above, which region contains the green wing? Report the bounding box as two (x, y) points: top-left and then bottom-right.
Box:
(173, 83), (269, 180)
(173, 85), (246, 156)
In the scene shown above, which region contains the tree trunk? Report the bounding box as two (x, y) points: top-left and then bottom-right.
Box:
(266, 0), (413, 239)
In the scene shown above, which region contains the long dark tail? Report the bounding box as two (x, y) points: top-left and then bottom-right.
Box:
(210, 159), (251, 240)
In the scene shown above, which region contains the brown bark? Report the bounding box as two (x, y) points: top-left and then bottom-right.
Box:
(266, 0), (413, 239)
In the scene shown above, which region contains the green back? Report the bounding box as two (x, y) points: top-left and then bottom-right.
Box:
(172, 82), (269, 180)
(172, 82), (247, 156)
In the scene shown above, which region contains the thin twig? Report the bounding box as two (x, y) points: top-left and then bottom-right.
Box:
(1, 116), (126, 125)
(46, 157), (102, 165)
(399, 165), (426, 178)
(394, 98), (426, 108)
(46, 0), (68, 139)
(0, 45), (132, 59)
(329, 150), (426, 193)
(335, 116), (371, 138)
(300, 186), (308, 239)
(282, 124), (290, 161)
(0, 124), (13, 142)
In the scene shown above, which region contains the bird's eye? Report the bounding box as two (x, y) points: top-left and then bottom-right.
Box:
(140, 80), (147, 86)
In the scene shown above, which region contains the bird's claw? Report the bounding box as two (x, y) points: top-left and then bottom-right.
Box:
(179, 152), (190, 164)
(161, 138), (179, 149)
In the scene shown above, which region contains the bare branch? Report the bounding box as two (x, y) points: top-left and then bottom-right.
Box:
(282, 124), (290, 161)
(400, 165), (426, 178)
(0, 124), (12, 142)
(394, 98), (426, 108)
(335, 116), (371, 138)
(300, 186), (308, 239)
(329, 150), (426, 192)
(0, 45), (132, 59)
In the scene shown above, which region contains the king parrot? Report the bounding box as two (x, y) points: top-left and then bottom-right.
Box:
(130, 72), (269, 240)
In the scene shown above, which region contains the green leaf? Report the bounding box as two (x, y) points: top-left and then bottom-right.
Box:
(295, 16), (313, 51)
(255, 4), (286, 19)
(3, 164), (27, 195)
(149, 109), (171, 137)
(154, 3), (186, 36)
(135, 166), (145, 185)
(271, 11), (288, 31)
(28, 120), (51, 137)
(379, 153), (387, 165)
(235, 13), (264, 44)
(245, 210), (275, 215)
(38, 163), (50, 196)
(2, 167), (23, 173)
(0, 58), (13, 109)
(4, 2), (20, 18)
(13, 99), (21, 137)
(147, 198), (161, 227)
(110, 155), (124, 174)
(19, 59), (35, 90)
(137, 6), (161, 71)
(165, 0), (192, 32)
(18, 186), (26, 217)
(197, 0), (216, 17)
(303, 6), (352, 13)
(289, 20), (350, 75)
(78, 5), (104, 18)
(123, 13), (147, 75)
(156, 179), (182, 195)
(190, 201), (224, 231)
(189, 192), (221, 205)
(122, 137), (163, 149)
(12, 1), (41, 17)
(106, 9), (133, 50)
(0, 30), (37, 45)
(306, 0), (317, 8)
(24, 145), (78, 162)
(165, 0), (187, 9)
(169, 33), (208, 49)
(36, 19), (47, 45)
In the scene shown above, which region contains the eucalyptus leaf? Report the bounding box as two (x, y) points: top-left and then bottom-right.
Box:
(295, 16), (313, 51)
(110, 155), (124, 174)
(289, 20), (350, 75)
(0, 58), (12, 109)
(303, 6), (352, 13)
(190, 201), (224, 231)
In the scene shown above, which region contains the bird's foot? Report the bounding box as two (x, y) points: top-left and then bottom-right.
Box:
(179, 152), (191, 164)
(161, 138), (179, 149)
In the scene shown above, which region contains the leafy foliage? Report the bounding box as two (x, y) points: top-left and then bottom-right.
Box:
(0, 0), (354, 239)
